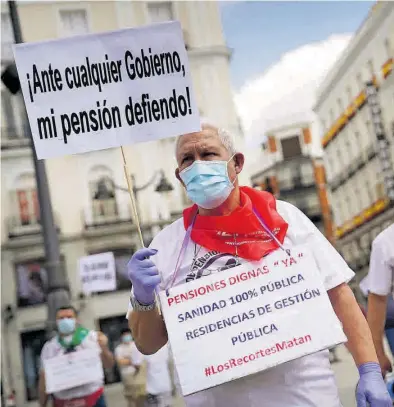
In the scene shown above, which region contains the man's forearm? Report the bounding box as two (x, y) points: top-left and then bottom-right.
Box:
(367, 293), (388, 358)
(101, 347), (115, 369)
(129, 308), (168, 354)
(328, 283), (378, 366)
(38, 370), (48, 407)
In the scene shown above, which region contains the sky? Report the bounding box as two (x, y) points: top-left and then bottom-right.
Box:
(219, 1), (375, 138)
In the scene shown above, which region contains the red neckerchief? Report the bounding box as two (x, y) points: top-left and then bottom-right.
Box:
(183, 186), (288, 261)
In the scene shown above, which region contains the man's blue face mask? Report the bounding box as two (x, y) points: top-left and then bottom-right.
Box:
(57, 318), (76, 335)
(180, 155), (237, 209)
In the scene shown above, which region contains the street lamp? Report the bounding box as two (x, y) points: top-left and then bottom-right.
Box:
(96, 170), (173, 196)
(96, 170), (174, 220)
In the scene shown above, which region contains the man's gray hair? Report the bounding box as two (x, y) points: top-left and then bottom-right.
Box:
(175, 119), (237, 157)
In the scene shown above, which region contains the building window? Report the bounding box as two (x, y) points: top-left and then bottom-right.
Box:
(345, 139), (352, 159)
(90, 178), (118, 222)
(344, 194), (351, 221)
(16, 260), (48, 307)
(384, 38), (392, 59)
(280, 136), (302, 160)
(334, 199), (342, 226)
(99, 315), (130, 384)
(21, 330), (47, 401)
(367, 59), (375, 78)
(346, 86), (353, 104)
(329, 109), (335, 123)
(354, 131), (361, 154)
(59, 9), (89, 37)
(365, 179), (374, 204)
(9, 174), (40, 231)
(356, 73), (364, 91)
(15, 189), (40, 226)
(336, 148), (343, 169)
(147, 2), (174, 23)
(337, 97), (344, 112)
(1, 13), (13, 61)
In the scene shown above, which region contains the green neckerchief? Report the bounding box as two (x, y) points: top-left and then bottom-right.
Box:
(58, 326), (89, 350)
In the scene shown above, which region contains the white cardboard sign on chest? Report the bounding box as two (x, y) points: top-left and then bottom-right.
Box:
(79, 252), (116, 294)
(44, 348), (103, 394)
(13, 21), (200, 159)
(159, 245), (347, 396)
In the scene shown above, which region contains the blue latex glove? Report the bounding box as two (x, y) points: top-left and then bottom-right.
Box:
(127, 248), (161, 305)
(356, 362), (392, 407)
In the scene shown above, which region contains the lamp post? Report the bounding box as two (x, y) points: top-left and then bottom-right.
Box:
(96, 170), (174, 223)
(1, 1), (70, 336)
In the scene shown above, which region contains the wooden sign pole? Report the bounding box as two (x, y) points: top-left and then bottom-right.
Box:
(120, 146), (161, 312)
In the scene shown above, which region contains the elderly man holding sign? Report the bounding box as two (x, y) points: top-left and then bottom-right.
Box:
(127, 121), (391, 407)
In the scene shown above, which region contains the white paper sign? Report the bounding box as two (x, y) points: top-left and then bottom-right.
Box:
(13, 21), (200, 159)
(44, 348), (103, 394)
(79, 252), (116, 294)
(159, 245), (347, 395)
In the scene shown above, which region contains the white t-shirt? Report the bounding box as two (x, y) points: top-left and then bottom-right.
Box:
(40, 330), (103, 400)
(367, 223), (394, 296)
(129, 200), (354, 407)
(115, 341), (144, 376)
(145, 344), (172, 395)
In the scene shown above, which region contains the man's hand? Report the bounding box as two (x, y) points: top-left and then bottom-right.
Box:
(128, 248), (161, 305)
(97, 331), (109, 349)
(356, 362), (392, 406)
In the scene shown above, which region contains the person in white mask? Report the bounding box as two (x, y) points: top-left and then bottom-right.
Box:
(39, 305), (114, 407)
(115, 328), (145, 407)
(126, 122), (391, 407)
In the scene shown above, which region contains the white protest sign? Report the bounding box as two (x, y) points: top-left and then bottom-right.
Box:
(159, 245), (347, 396)
(79, 252), (116, 294)
(13, 21), (200, 159)
(44, 348), (103, 394)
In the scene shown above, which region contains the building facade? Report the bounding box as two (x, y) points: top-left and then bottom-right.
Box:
(0, 1), (247, 404)
(250, 120), (334, 242)
(314, 1), (394, 296)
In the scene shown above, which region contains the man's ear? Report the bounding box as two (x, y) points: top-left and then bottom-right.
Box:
(233, 153), (245, 175)
(175, 168), (185, 187)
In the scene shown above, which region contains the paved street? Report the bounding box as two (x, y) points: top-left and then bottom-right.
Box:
(105, 345), (360, 407)
(331, 345), (359, 407)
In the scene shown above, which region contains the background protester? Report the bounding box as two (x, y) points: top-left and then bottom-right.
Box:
(115, 328), (146, 407)
(127, 122), (391, 407)
(39, 305), (114, 407)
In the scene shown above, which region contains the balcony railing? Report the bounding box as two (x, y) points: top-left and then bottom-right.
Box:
(83, 201), (133, 229)
(278, 173), (315, 191)
(1, 126), (31, 149)
(330, 144), (376, 192)
(7, 213), (60, 238)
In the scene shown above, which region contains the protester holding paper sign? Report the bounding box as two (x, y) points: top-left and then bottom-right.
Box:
(126, 121), (391, 407)
(39, 306), (114, 407)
